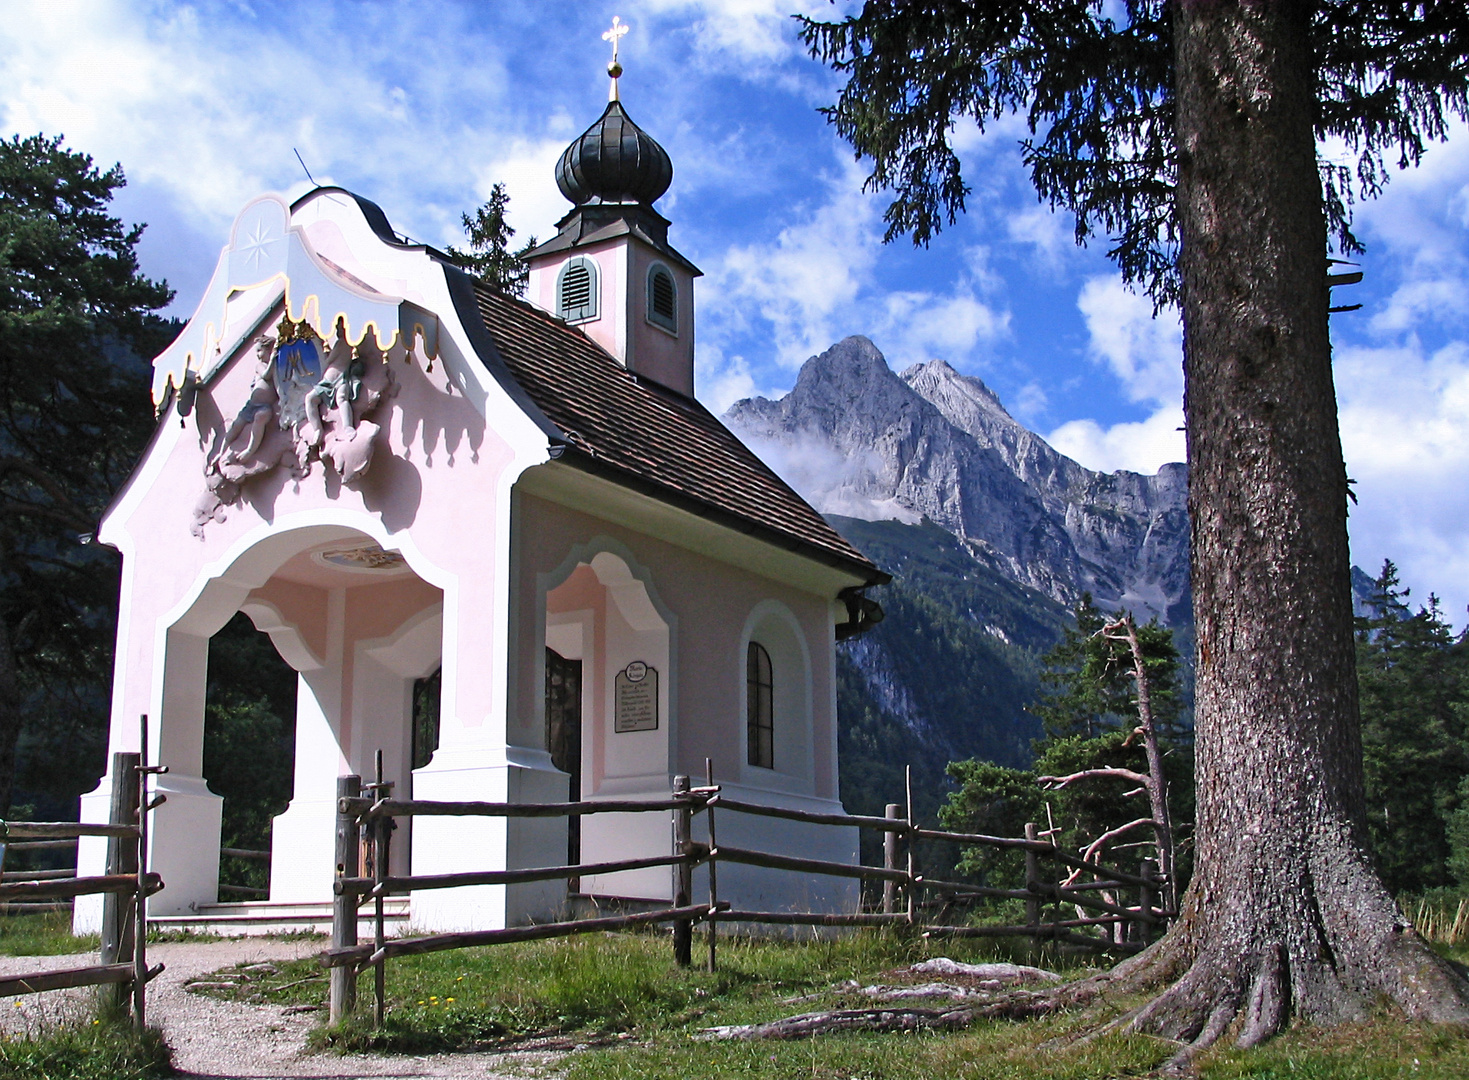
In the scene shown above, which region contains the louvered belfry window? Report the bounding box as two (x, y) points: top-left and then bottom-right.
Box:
(558, 257), (598, 323)
(747, 641), (774, 769)
(647, 264), (677, 332)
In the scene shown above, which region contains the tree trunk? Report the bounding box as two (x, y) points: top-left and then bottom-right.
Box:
(0, 606), (22, 816)
(1111, 617), (1177, 913)
(1113, 0), (1469, 1054)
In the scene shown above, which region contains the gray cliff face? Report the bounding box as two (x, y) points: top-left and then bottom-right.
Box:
(725, 336), (1192, 624)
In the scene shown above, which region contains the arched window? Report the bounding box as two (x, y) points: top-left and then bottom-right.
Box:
(647, 264), (677, 332)
(557, 257), (599, 323)
(747, 641), (773, 768)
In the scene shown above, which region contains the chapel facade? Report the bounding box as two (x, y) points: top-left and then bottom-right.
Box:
(75, 76), (886, 934)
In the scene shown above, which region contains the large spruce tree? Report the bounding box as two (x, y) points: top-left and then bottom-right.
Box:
(804, 0), (1469, 1052)
(0, 135), (173, 814)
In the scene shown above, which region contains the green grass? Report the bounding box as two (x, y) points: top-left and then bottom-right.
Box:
(0, 1019), (171, 1079)
(0, 912), (99, 957)
(189, 928), (1089, 1055)
(185, 929), (1469, 1076)
(1199, 1016), (1469, 1079)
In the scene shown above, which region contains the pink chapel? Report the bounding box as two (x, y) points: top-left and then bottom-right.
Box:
(75, 73), (887, 934)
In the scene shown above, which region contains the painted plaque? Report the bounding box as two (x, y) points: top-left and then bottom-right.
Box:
(614, 661), (659, 732)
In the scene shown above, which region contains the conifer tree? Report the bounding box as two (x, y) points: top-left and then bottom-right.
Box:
(805, 0), (1469, 1050)
(447, 183), (536, 297)
(1355, 560), (1469, 895)
(0, 134), (173, 815)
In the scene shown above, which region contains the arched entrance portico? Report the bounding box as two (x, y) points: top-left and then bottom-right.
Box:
(78, 520), (445, 925)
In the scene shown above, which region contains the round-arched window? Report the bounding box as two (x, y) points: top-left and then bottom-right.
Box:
(558, 257), (599, 323)
(747, 641), (773, 768)
(647, 264), (677, 333)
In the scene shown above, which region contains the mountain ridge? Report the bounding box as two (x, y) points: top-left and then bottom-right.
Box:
(726, 335), (1192, 625)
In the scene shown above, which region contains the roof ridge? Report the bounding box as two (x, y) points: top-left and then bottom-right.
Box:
(465, 279), (885, 584)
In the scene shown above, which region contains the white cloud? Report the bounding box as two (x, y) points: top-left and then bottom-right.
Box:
(704, 164), (884, 365)
(1039, 274), (1184, 475)
(703, 164), (1010, 379)
(466, 134), (573, 252)
(639, 0), (832, 68)
(1332, 336), (1469, 621)
(1010, 381), (1049, 425)
(740, 432), (921, 525)
(1046, 406), (1185, 475)
(1350, 119), (1469, 266)
(0, 2), (518, 265)
(873, 289), (1009, 368)
(1076, 274), (1182, 406)
(1005, 202), (1075, 271)
(695, 345), (760, 415)
(1369, 277), (1469, 335)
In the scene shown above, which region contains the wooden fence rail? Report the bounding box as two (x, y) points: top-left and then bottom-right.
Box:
(320, 762), (1173, 1027)
(0, 735), (167, 1030)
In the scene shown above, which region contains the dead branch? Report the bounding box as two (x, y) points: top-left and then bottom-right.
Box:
(1038, 767), (1149, 789)
(1102, 616), (1178, 911)
(1081, 817), (1159, 867)
(696, 982), (1105, 1040)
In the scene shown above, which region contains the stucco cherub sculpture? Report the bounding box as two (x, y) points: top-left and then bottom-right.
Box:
(296, 321), (390, 485)
(213, 333), (281, 471)
(192, 318), (396, 537)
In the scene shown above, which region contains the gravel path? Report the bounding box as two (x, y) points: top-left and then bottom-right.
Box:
(0, 939), (565, 1079)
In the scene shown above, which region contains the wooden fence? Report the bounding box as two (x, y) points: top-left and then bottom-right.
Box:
(0, 748), (166, 1027)
(319, 762), (1170, 1025)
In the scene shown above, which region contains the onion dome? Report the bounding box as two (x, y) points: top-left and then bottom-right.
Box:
(555, 101), (673, 207)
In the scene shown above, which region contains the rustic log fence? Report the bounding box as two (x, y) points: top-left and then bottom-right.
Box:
(0, 740), (167, 1028)
(219, 846), (271, 899)
(320, 761), (1171, 1026)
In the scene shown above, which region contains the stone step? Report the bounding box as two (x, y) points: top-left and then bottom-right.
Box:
(149, 898), (410, 937)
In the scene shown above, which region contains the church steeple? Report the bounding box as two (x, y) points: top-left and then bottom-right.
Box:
(555, 101), (673, 209)
(525, 17), (701, 397)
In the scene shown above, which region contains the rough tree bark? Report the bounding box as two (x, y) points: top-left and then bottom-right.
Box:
(1102, 0), (1469, 1057)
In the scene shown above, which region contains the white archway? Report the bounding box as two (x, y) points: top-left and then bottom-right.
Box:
(540, 539), (676, 899)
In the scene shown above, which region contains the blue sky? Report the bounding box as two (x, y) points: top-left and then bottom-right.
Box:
(4, 1), (1469, 621)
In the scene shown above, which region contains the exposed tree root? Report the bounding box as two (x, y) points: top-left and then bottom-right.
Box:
(696, 989), (1073, 1040)
(700, 907), (1469, 1069)
(697, 1006), (971, 1040)
(1094, 865), (1469, 1072)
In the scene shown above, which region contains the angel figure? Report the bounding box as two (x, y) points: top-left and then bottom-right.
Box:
(213, 334), (280, 470)
(302, 336), (366, 447)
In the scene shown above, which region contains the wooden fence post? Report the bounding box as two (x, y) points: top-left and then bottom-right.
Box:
(882, 804), (901, 915)
(672, 775), (693, 967)
(369, 752), (393, 1029)
(1138, 858), (1158, 945)
(98, 753), (139, 1015)
(904, 767), (917, 926)
(134, 714), (160, 1030)
(705, 758), (718, 974)
(330, 774), (362, 1023)
(1023, 822), (1041, 955)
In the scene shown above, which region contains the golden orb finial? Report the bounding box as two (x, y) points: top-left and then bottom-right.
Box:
(603, 15), (629, 101)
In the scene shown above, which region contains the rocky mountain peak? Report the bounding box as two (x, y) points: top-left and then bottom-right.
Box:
(901, 359), (1016, 429)
(726, 337), (1192, 625)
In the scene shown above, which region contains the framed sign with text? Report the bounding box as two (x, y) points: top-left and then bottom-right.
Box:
(614, 661), (659, 732)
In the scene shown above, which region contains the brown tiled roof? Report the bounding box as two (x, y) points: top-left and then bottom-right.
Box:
(467, 281), (885, 584)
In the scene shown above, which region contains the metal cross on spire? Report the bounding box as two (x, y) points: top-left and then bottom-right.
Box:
(604, 15), (629, 101)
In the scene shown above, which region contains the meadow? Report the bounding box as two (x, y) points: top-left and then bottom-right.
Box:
(0, 904), (1466, 1078)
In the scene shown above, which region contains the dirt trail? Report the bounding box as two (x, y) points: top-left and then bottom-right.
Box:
(0, 938), (563, 1079)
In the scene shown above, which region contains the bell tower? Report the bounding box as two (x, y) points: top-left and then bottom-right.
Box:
(525, 18), (701, 397)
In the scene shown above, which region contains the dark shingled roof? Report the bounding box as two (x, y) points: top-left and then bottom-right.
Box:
(467, 281), (885, 585)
